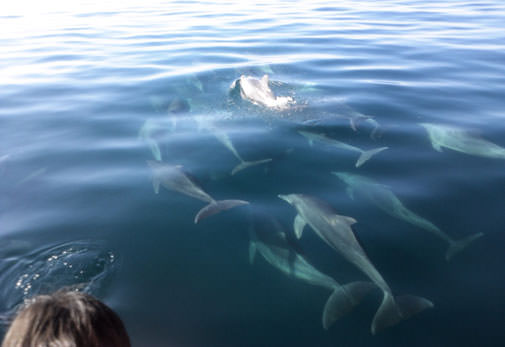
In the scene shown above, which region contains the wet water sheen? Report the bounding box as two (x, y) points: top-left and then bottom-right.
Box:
(1, 1), (504, 346)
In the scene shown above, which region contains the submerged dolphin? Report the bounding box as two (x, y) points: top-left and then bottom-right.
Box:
(298, 130), (388, 167)
(250, 216), (374, 329)
(421, 123), (505, 159)
(333, 172), (483, 260)
(230, 75), (294, 110)
(147, 160), (249, 223)
(194, 116), (272, 175)
(278, 194), (433, 334)
(299, 101), (382, 140)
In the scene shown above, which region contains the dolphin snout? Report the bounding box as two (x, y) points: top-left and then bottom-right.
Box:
(278, 194), (291, 204)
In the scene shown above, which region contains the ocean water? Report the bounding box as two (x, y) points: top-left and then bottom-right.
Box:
(1, 1), (504, 346)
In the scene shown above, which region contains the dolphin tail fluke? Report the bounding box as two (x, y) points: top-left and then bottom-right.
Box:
(194, 200), (249, 224)
(355, 147), (389, 167)
(371, 292), (433, 335)
(322, 281), (375, 330)
(446, 232), (484, 261)
(231, 158), (272, 175)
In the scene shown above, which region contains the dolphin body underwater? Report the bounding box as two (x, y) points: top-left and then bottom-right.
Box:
(421, 123), (505, 159)
(143, 96), (271, 175)
(332, 172), (484, 261)
(147, 160), (249, 223)
(278, 194), (433, 334)
(298, 130), (388, 167)
(193, 116), (272, 175)
(249, 215), (375, 329)
(140, 98), (193, 161)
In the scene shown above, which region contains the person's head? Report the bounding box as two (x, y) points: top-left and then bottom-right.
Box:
(2, 290), (131, 347)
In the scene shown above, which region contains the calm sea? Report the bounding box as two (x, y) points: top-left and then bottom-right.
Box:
(1, 1), (504, 346)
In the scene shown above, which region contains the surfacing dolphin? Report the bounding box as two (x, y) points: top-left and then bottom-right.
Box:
(298, 130), (388, 167)
(421, 123), (505, 159)
(230, 75), (294, 110)
(194, 116), (272, 175)
(147, 160), (249, 223)
(333, 172), (483, 261)
(228, 75), (382, 139)
(278, 194), (433, 334)
(249, 215), (374, 329)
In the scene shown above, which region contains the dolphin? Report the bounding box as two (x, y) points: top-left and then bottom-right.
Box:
(226, 75), (382, 138)
(278, 193), (433, 334)
(420, 123), (505, 159)
(230, 75), (294, 110)
(194, 116), (272, 175)
(147, 160), (249, 223)
(298, 130), (388, 167)
(301, 103), (382, 140)
(250, 215), (375, 329)
(140, 98), (192, 161)
(333, 172), (483, 260)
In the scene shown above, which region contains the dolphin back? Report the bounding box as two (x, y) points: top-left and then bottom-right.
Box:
(231, 158), (273, 175)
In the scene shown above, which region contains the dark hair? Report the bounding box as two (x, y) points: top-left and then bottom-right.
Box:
(2, 291), (131, 347)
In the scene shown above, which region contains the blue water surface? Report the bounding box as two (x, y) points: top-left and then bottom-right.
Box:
(1, 1), (505, 346)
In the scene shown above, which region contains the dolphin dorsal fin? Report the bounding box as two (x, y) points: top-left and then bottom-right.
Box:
(294, 214), (307, 239)
(261, 74), (269, 86)
(330, 215), (357, 226)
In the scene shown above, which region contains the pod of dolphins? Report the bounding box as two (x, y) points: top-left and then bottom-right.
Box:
(141, 73), (499, 335)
